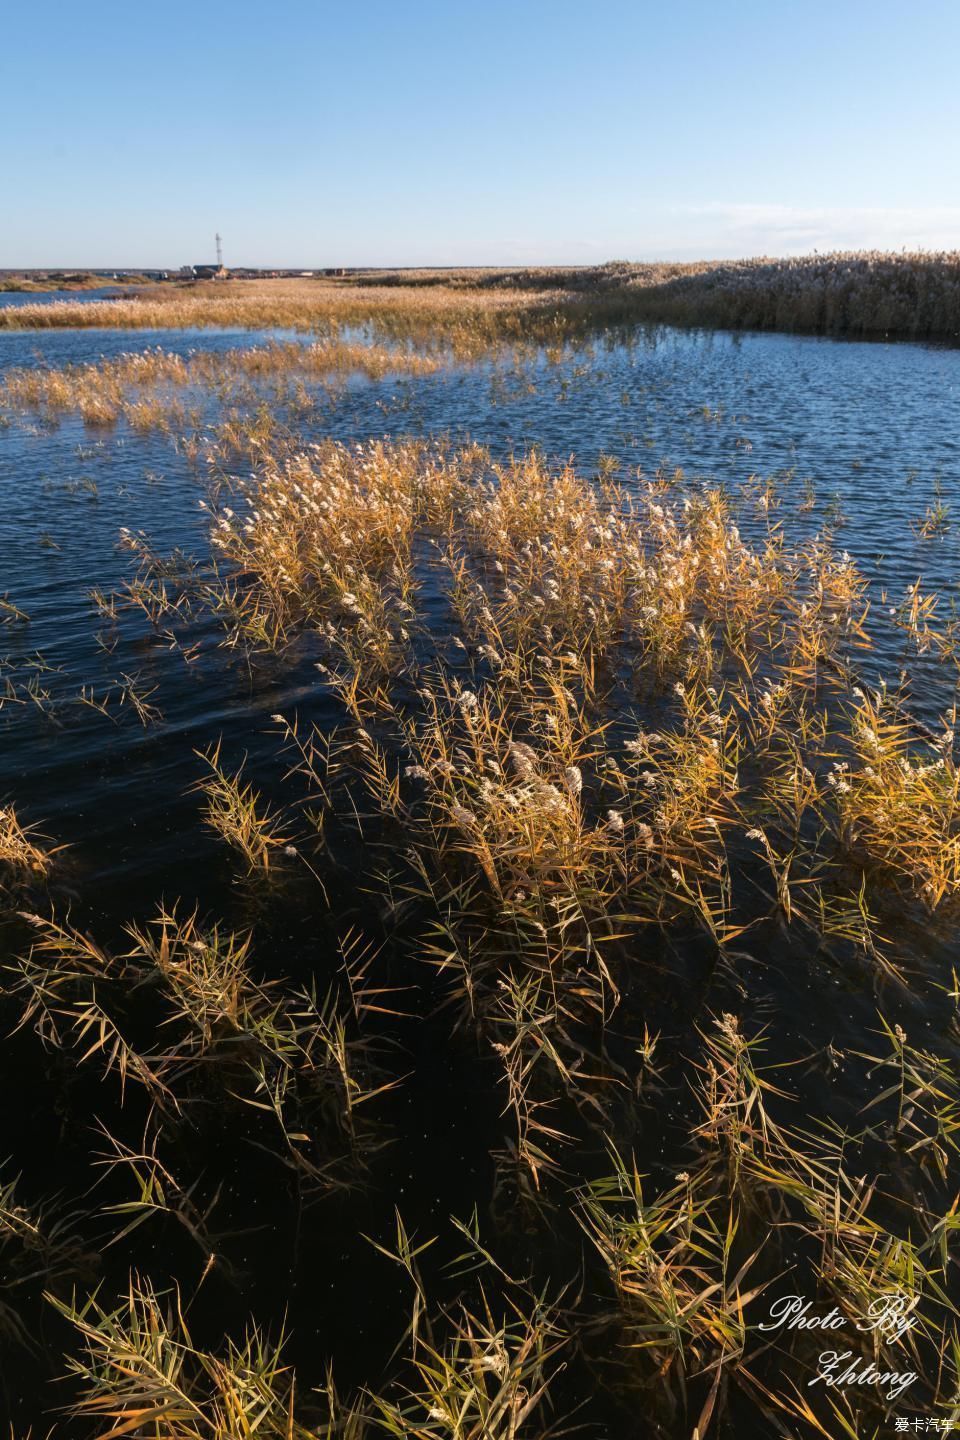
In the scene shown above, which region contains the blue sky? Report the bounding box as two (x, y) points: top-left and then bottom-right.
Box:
(4, 0), (959, 267)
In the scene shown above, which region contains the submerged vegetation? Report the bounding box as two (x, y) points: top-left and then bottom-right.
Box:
(0, 300), (958, 1439)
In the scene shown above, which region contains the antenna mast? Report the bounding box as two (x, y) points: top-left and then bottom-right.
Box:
(215, 232), (223, 267)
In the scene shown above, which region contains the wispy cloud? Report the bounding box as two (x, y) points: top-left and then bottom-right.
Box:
(483, 206), (960, 268)
(639, 204), (960, 259)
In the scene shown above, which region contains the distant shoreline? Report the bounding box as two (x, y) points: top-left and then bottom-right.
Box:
(2, 253), (959, 343)
(0, 273), (161, 293)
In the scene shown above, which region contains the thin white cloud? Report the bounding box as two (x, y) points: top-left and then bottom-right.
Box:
(645, 204), (960, 258)
(461, 206), (960, 268)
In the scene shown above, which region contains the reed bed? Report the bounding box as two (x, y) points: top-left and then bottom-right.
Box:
(3, 251), (959, 342)
(363, 250), (960, 339)
(562, 250), (960, 340)
(128, 432), (958, 1227)
(132, 436), (958, 991)
(0, 278), (543, 351)
(0, 340), (442, 432)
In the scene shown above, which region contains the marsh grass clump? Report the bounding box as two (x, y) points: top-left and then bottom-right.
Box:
(388, 680), (641, 1152)
(0, 347), (190, 430)
(202, 438), (432, 663)
(92, 1120), (231, 1268)
(128, 911), (398, 1162)
(49, 1257), (563, 1440)
(8, 906), (395, 1190)
(581, 1016), (960, 1434)
(914, 477), (951, 537)
(831, 692), (960, 907)
(0, 805), (53, 893)
(115, 443), (938, 977)
(581, 1156), (762, 1428)
(855, 1016), (960, 1182)
(51, 1275), (321, 1440)
(579, 1022), (778, 1427)
(449, 451), (635, 660)
(367, 1296), (565, 1440)
(0, 593), (31, 626)
(195, 742), (290, 873)
(365, 1211), (568, 1440)
(402, 678), (627, 942)
(0, 278), (544, 351)
(9, 911), (180, 1106)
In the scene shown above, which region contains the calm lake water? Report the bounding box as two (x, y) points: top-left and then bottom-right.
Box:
(0, 286), (137, 308)
(1, 323), (958, 1433)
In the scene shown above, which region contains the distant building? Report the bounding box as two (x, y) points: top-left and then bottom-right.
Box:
(179, 264), (229, 281)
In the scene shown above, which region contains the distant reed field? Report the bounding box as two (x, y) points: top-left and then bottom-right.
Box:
(2, 250), (960, 342)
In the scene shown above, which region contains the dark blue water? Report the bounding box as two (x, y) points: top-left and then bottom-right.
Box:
(2, 323), (959, 1436)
